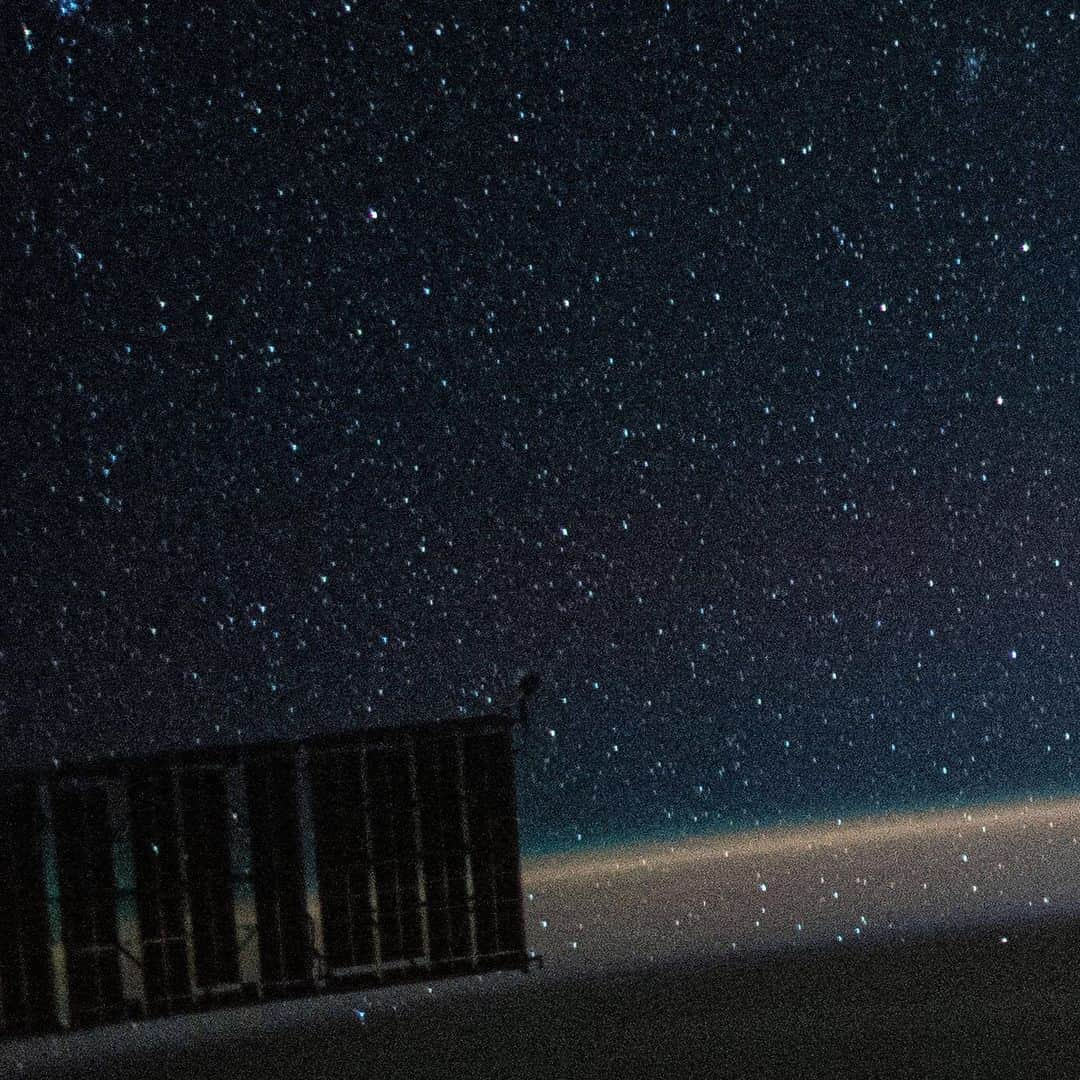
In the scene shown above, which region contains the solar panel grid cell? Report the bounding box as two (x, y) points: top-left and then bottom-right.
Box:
(0, 786), (53, 1036)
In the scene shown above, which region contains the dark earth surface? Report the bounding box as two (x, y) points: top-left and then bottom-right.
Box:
(9, 913), (1080, 1079)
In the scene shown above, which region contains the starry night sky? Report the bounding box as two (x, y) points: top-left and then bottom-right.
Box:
(7, 2), (1080, 854)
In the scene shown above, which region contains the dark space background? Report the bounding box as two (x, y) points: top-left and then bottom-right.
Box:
(6, 1), (1080, 854)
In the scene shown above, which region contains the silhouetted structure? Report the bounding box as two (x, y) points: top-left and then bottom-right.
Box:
(0, 712), (530, 1037)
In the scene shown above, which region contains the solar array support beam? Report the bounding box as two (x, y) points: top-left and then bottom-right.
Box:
(357, 743), (383, 978)
(36, 783), (68, 1031)
(405, 738), (432, 964)
(454, 732), (481, 968)
(293, 747), (326, 987)
(225, 763), (261, 993)
(108, 774), (146, 1017)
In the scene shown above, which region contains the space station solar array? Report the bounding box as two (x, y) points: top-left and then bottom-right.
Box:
(0, 715), (528, 1036)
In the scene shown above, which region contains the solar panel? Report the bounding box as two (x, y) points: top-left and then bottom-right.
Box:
(464, 729), (527, 962)
(1, 712), (531, 1038)
(310, 744), (381, 975)
(245, 753), (310, 991)
(51, 781), (125, 1028)
(180, 767), (240, 991)
(129, 768), (193, 1015)
(416, 734), (474, 966)
(365, 740), (425, 966)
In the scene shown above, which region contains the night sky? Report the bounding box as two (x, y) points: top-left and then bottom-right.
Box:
(7, 2), (1080, 856)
